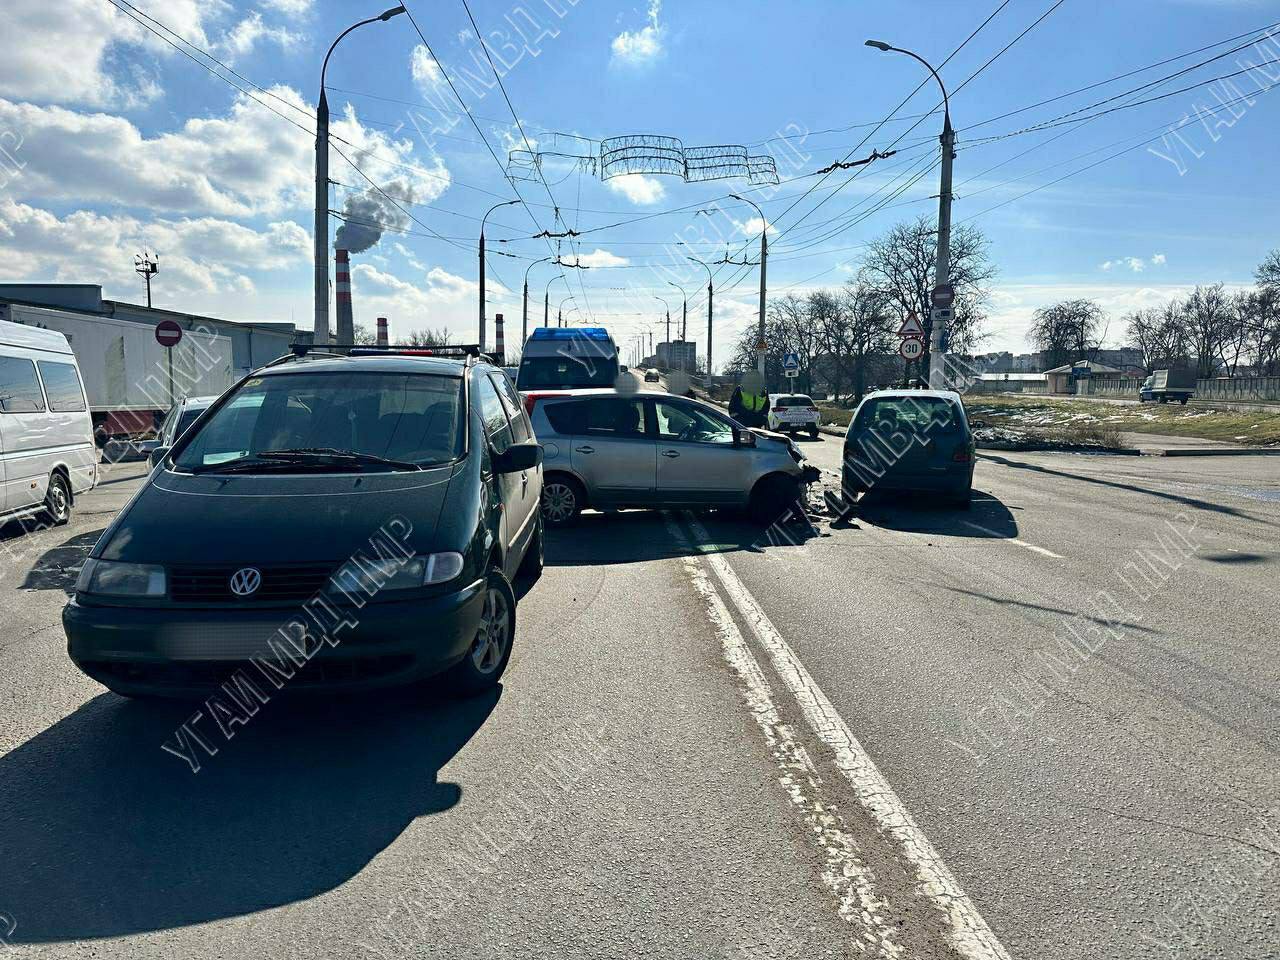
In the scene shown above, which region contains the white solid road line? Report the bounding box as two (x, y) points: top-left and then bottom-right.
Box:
(679, 512), (1015, 960)
(960, 520), (1064, 559)
(662, 515), (905, 958)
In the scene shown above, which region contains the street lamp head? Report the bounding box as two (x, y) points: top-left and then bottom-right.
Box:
(864, 39), (893, 51)
(379, 5), (407, 21)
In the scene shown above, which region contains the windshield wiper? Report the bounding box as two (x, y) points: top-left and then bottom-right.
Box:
(258, 448), (425, 471)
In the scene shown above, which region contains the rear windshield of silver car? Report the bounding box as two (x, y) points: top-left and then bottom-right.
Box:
(172, 371), (465, 470)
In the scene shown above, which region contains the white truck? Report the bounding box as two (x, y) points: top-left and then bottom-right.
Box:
(1139, 368), (1196, 405)
(0, 302), (233, 441)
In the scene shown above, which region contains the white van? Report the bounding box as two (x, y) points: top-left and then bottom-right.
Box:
(516, 327), (620, 391)
(0, 320), (98, 527)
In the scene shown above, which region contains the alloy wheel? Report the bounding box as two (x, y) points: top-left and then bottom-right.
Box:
(470, 586), (511, 674)
(541, 483), (576, 524)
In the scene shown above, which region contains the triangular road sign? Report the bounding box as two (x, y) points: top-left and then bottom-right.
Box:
(898, 312), (925, 337)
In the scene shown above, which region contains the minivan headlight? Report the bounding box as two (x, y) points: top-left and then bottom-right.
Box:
(76, 559), (167, 597)
(327, 552), (465, 596)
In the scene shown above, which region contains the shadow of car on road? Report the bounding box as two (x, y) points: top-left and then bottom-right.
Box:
(849, 490), (1018, 540)
(18, 530), (103, 593)
(546, 506), (819, 568)
(0, 685), (499, 944)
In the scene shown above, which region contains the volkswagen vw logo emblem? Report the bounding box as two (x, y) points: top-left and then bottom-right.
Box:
(229, 567), (262, 597)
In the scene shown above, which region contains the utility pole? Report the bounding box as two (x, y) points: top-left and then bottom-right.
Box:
(866, 39), (953, 390)
(686, 256), (712, 377)
(731, 194), (768, 383)
(134, 250), (159, 308)
(315, 6), (407, 347)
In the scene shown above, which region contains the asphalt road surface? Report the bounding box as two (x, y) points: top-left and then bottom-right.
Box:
(1, 433), (1277, 959)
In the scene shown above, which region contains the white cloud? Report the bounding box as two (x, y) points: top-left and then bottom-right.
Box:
(737, 216), (776, 237)
(410, 45), (444, 91)
(1099, 256), (1148, 274)
(610, 1), (664, 66)
(260, 0), (312, 15)
(1123, 256), (1146, 273)
(1100, 261), (1114, 272)
(562, 249), (629, 268)
(0, 92), (449, 220)
(0, 197), (308, 299)
(218, 12), (301, 62)
(606, 173), (666, 205)
(1151, 253), (1167, 266)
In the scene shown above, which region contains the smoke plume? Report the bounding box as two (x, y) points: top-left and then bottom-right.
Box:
(334, 178), (416, 253)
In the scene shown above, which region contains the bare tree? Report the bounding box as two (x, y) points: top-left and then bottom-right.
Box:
(1183, 283), (1232, 377)
(404, 327), (453, 347)
(1257, 249), (1280, 290)
(818, 281), (894, 402)
(770, 293), (821, 394)
(1126, 306), (1190, 372)
(860, 215), (995, 358)
(1028, 299), (1106, 369)
(351, 323), (378, 346)
(1237, 286), (1280, 376)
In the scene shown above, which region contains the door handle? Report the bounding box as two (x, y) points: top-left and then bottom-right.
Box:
(661, 449), (680, 459)
(521, 471), (528, 492)
(575, 445), (595, 454)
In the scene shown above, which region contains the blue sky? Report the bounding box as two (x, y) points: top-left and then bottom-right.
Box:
(1, 0), (1277, 360)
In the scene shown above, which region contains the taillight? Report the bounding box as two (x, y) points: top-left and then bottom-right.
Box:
(952, 445), (972, 463)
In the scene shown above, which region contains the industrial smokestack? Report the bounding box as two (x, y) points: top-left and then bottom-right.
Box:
(376, 317), (389, 348)
(335, 249), (353, 345)
(494, 313), (505, 365)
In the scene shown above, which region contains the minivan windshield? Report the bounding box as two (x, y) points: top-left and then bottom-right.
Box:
(173, 371), (464, 472)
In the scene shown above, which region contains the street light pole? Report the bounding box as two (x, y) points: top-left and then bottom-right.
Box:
(666, 281), (687, 371)
(315, 5), (406, 346)
(866, 39), (953, 389)
(653, 296), (670, 367)
(730, 194), (768, 382)
(479, 200), (520, 352)
(545, 274), (567, 327)
(687, 256), (712, 375)
(523, 256), (553, 347)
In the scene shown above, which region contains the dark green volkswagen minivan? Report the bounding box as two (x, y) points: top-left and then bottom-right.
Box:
(64, 348), (543, 699)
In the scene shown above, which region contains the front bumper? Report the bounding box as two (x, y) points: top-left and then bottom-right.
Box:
(64, 580), (486, 698)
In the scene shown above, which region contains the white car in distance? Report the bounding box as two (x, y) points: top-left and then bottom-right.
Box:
(767, 394), (821, 439)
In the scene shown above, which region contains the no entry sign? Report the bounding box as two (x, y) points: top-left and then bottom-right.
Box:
(155, 319), (183, 348)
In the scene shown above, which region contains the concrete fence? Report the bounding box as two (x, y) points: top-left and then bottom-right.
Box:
(1196, 376), (1280, 402)
(1082, 378), (1144, 398)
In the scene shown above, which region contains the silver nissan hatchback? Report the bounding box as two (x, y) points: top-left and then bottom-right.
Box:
(525, 389), (819, 525)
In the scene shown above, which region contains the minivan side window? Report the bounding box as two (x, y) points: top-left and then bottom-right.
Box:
(474, 374), (513, 453)
(489, 371), (532, 443)
(0, 357), (47, 413)
(38, 361), (87, 412)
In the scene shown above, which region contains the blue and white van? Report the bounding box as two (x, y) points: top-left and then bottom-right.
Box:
(0, 320), (98, 527)
(516, 327), (619, 391)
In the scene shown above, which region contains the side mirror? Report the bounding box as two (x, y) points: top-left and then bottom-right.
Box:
(619, 364), (629, 373)
(969, 419), (986, 430)
(493, 441), (543, 473)
(733, 429), (757, 448)
(148, 445), (171, 467)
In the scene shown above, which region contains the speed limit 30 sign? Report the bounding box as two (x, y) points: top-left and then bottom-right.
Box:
(899, 336), (925, 361)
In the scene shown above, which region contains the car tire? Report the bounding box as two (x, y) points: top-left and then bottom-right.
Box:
(518, 512), (545, 581)
(41, 472), (72, 526)
(749, 474), (799, 526)
(445, 568), (516, 696)
(807, 424), (819, 439)
(951, 488), (973, 510)
(1179, 398), (1188, 405)
(541, 475), (584, 527)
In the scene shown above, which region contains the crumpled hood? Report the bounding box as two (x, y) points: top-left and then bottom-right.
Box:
(96, 465), (459, 565)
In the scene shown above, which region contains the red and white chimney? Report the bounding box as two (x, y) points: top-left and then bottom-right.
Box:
(376, 317), (389, 348)
(494, 313), (505, 365)
(335, 249), (354, 346)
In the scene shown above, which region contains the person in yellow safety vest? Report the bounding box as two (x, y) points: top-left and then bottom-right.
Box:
(738, 386), (769, 428)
